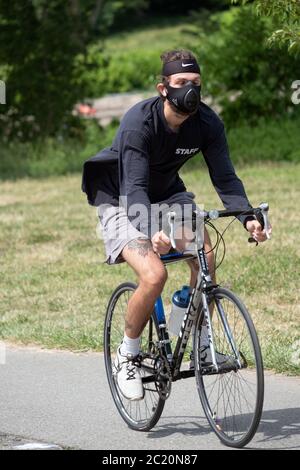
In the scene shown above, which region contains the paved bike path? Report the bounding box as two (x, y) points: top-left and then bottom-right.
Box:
(0, 344), (299, 450)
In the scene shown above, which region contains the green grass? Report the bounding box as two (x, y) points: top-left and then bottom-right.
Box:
(0, 163), (299, 374)
(104, 17), (195, 53)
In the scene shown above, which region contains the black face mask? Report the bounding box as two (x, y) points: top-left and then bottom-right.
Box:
(166, 82), (201, 114)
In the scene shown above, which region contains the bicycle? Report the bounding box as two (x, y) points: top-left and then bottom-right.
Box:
(103, 202), (271, 448)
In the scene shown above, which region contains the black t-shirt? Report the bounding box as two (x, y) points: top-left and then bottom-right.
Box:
(82, 96), (253, 236)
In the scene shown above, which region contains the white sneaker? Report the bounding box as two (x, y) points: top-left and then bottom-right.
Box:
(114, 347), (144, 401)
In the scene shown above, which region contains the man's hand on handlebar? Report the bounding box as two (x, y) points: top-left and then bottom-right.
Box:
(151, 230), (172, 255)
(246, 219), (272, 243)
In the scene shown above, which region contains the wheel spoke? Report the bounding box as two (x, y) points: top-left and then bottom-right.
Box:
(104, 285), (164, 430)
(194, 288), (264, 447)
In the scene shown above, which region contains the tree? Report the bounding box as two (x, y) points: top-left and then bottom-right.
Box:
(199, 7), (300, 126)
(0, 0), (149, 139)
(232, 0), (300, 54)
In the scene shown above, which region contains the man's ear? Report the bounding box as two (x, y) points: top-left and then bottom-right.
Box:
(156, 83), (167, 97)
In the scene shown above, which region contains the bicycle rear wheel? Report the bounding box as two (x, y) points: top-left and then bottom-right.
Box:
(104, 282), (165, 431)
(194, 287), (264, 448)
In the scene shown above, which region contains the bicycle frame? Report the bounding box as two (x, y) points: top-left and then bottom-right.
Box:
(151, 242), (219, 381)
(152, 242), (245, 381)
(144, 203), (271, 384)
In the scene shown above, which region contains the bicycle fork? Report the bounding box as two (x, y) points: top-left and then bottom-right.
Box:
(197, 247), (241, 372)
(197, 247), (219, 372)
(215, 299), (242, 369)
(201, 291), (219, 373)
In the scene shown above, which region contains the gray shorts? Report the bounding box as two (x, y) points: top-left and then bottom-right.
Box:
(97, 191), (198, 265)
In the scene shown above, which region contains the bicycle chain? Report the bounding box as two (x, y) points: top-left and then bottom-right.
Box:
(154, 349), (172, 401)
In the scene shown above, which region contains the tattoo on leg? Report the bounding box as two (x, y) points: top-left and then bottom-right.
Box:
(127, 238), (153, 257)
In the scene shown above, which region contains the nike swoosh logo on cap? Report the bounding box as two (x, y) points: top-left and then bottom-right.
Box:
(182, 63), (193, 67)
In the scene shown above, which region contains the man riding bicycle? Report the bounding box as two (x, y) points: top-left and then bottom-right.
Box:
(82, 49), (269, 401)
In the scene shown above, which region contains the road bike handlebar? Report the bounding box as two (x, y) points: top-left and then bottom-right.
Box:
(167, 202), (271, 250)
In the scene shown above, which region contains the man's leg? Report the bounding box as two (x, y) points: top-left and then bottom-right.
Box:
(121, 237), (168, 340)
(114, 237), (167, 401)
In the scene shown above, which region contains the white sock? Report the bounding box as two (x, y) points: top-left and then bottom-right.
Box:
(120, 334), (141, 357)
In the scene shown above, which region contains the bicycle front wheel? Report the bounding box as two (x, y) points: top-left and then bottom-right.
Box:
(194, 287), (264, 448)
(104, 282), (165, 432)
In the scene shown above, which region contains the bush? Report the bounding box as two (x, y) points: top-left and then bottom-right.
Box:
(0, 119), (119, 180)
(75, 45), (161, 98)
(226, 116), (300, 164)
(196, 7), (300, 127)
(1, 115), (299, 181)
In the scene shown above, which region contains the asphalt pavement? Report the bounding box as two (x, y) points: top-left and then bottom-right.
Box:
(0, 344), (299, 450)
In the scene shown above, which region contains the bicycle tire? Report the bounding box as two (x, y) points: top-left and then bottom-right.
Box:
(194, 287), (264, 448)
(104, 281), (165, 431)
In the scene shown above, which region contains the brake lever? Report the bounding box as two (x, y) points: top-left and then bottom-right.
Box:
(248, 202), (271, 245)
(248, 237), (258, 245)
(261, 202), (271, 240)
(167, 211), (177, 249)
